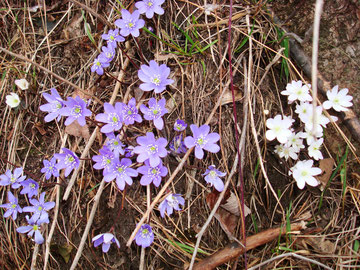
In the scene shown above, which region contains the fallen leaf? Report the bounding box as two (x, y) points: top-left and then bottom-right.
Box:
(221, 191), (251, 217)
(221, 85), (242, 105)
(51, 243), (73, 263)
(317, 158), (335, 187)
(33, 122), (47, 135)
(65, 121), (90, 139)
(304, 236), (336, 253)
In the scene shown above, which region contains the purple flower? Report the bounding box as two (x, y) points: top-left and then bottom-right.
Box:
(54, 148), (80, 177)
(0, 167), (26, 189)
(102, 29), (125, 49)
(20, 179), (39, 198)
(39, 88), (64, 122)
(91, 57), (109, 75)
(133, 132), (168, 167)
(137, 160), (168, 187)
(59, 96), (92, 126)
(184, 124), (220, 159)
(98, 45), (116, 64)
(169, 134), (187, 154)
(203, 165), (226, 192)
(103, 158), (138, 190)
(135, 224), (154, 248)
(159, 193), (185, 218)
(174, 119), (187, 132)
(92, 146), (115, 174)
(41, 157), (59, 180)
(0, 191), (22, 220)
(138, 60), (174, 93)
(105, 133), (125, 157)
(23, 192), (55, 224)
(124, 145), (135, 158)
(122, 98), (142, 125)
(140, 98), (168, 130)
(17, 216), (44, 244)
(95, 102), (123, 133)
(115, 9), (145, 37)
(135, 0), (165, 19)
(92, 233), (120, 253)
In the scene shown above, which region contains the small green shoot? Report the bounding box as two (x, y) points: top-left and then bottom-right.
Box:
(251, 214), (258, 233)
(286, 201), (292, 243)
(167, 239), (209, 255)
(81, 10), (96, 47)
(276, 27), (289, 80)
(235, 22), (254, 53)
(319, 145), (349, 210)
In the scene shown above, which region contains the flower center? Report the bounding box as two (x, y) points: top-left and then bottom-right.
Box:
(117, 166), (125, 173)
(11, 204), (17, 209)
(128, 21), (134, 28)
(333, 98), (339, 104)
(147, 1), (153, 7)
(127, 110), (132, 115)
(33, 225), (38, 231)
(73, 105), (82, 115)
(113, 141), (119, 146)
(96, 61), (101, 67)
(148, 144), (158, 154)
(56, 102), (62, 109)
(196, 135), (207, 147)
(66, 155), (75, 164)
(301, 171), (308, 177)
(152, 76), (161, 86)
(30, 183), (35, 189)
(106, 158), (111, 165)
(209, 170), (217, 178)
(10, 176), (16, 183)
(110, 35), (115, 41)
(38, 206), (43, 211)
(142, 229), (149, 236)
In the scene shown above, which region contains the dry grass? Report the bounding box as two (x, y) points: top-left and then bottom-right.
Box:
(0, 0), (359, 269)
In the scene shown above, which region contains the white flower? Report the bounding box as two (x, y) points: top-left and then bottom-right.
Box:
(323, 85), (353, 112)
(291, 160), (321, 189)
(295, 102), (312, 123)
(14, 78), (29, 90)
(308, 138), (324, 160)
(6, 93), (20, 108)
(204, 4), (219, 15)
(265, 115), (293, 144)
(299, 126), (323, 145)
(287, 132), (305, 152)
(301, 105), (337, 131)
(275, 144), (298, 160)
(281, 80), (312, 104)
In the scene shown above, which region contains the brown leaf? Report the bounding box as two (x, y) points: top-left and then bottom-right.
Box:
(33, 122), (47, 135)
(65, 121), (90, 139)
(304, 236), (336, 253)
(221, 191), (251, 217)
(316, 158), (335, 187)
(221, 85), (242, 105)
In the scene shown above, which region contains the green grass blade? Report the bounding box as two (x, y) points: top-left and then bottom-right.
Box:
(81, 10), (96, 47)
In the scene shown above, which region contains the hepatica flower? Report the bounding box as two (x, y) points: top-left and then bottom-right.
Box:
(169, 134), (187, 154)
(104, 158), (138, 190)
(135, 224), (154, 248)
(122, 98), (142, 125)
(92, 146), (115, 174)
(105, 133), (125, 157)
(115, 9), (145, 37)
(135, 0), (165, 19)
(323, 85), (353, 112)
(203, 165), (226, 192)
(0, 191), (22, 220)
(102, 28), (125, 49)
(140, 98), (168, 130)
(92, 233), (120, 253)
(308, 138), (324, 161)
(5, 92), (20, 108)
(274, 144), (299, 160)
(0, 167), (26, 189)
(184, 124), (220, 159)
(265, 115), (293, 144)
(23, 192), (55, 224)
(281, 80), (312, 103)
(91, 57), (109, 76)
(174, 119), (187, 132)
(95, 102), (123, 133)
(133, 132), (168, 167)
(54, 148), (80, 177)
(39, 88), (64, 122)
(137, 160), (168, 187)
(98, 45), (116, 64)
(41, 157), (59, 180)
(138, 60), (174, 93)
(159, 193), (185, 218)
(17, 216), (44, 244)
(290, 160), (321, 189)
(20, 179), (39, 198)
(15, 78), (29, 90)
(60, 96), (92, 126)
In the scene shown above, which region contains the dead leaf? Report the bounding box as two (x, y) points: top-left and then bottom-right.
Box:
(52, 243), (73, 263)
(65, 121), (90, 139)
(221, 85), (242, 105)
(33, 122), (47, 135)
(304, 236), (336, 253)
(317, 158), (335, 187)
(221, 191), (251, 217)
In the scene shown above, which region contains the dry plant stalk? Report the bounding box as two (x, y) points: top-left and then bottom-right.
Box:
(192, 222), (306, 270)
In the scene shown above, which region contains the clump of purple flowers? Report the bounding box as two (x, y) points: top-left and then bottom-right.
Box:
(103, 157), (138, 190)
(184, 124), (220, 159)
(20, 179), (39, 198)
(159, 193), (185, 218)
(102, 28), (125, 49)
(23, 192), (56, 224)
(138, 60), (174, 93)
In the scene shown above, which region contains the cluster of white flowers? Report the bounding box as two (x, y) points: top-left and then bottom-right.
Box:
(5, 79), (29, 108)
(266, 80), (353, 189)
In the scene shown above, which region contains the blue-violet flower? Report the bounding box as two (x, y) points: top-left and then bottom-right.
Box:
(174, 119), (187, 132)
(133, 132), (168, 167)
(95, 102), (123, 133)
(17, 215), (44, 244)
(23, 192), (55, 224)
(135, 224), (154, 248)
(105, 133), (125, 157)
(54, 148), (80, 177)
(122, 98), (142, 125)
(92, 233), (120, 253)
(39, 88), (64, 122)
(41, 157), (60, 180)
(103, 158), (138, 190)
(159, 193), (185, 218)
(202, 165), (226, 192)
(135, 0), (165, 19)
(92, 146), (115, 174)
(102, 29), (125, 49)
(137, 159), (168, 187)
(184, 124), (220, 159)
(169, 134), (187, 154)
(20, 179), (39, 198)
(140, 98), (168, 130)
(138, 60), (174, 93)
(59, 96), (92, 126)
(0, 167), (26, 189)
(0, 191), (22, 220)
(115, 9), (145, 37)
